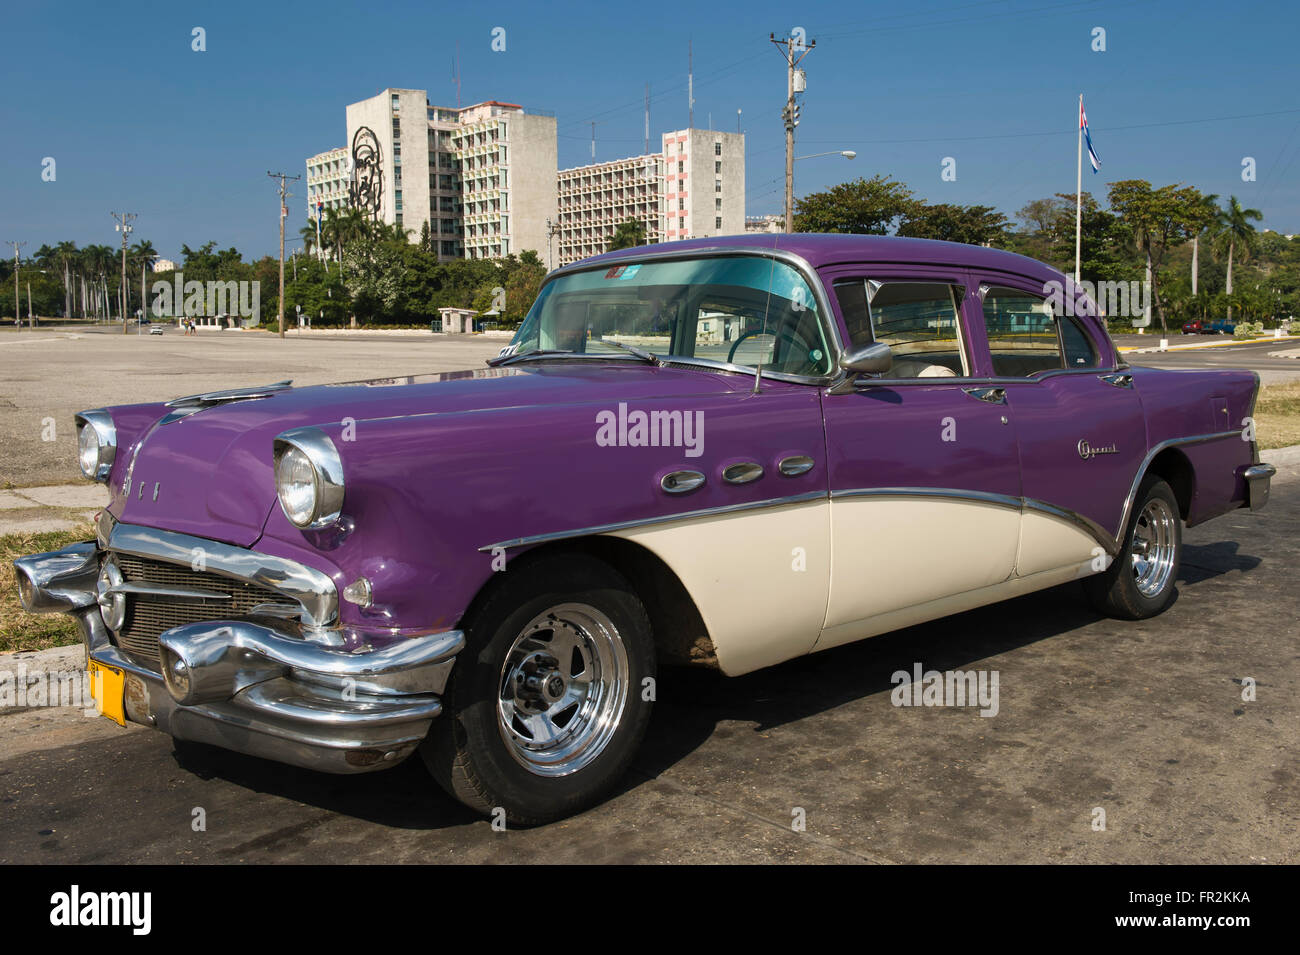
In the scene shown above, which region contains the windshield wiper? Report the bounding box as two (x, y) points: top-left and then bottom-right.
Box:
(595, 339), (661, 365)
(487, 348), (573, 367)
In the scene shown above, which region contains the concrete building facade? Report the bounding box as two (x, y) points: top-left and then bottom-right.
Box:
(308, 89), (557, 262)
(554, 129), (745, 268)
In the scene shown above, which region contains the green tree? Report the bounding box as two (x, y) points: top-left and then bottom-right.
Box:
(1106, 180), (1210, 333)
(1213, 195), (1263, 321)
(897, 203), (1009, 246)
(607, 219), (646, 251)
(793, 175), (918, 234)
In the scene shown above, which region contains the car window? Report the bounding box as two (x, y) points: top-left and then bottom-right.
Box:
(837, 281), (969, 378)
(511, 255), (833, 377)
(1060, 315), (1099, 368)
(981, 287), (1061, 377)
(981, 286), (1101, 376)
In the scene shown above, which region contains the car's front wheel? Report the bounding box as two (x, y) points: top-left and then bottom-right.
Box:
(421, 554), (656, 825)
(1084, 474), (1181, 619)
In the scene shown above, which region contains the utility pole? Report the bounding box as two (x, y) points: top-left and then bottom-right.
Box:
(6, 241), (24, 329)
(111, 212), (135, 333)
(771, 32), (813, 233)
(268, 171), (301, 339)
(588, 121), (605, 160)
(545, 217), (561, 272)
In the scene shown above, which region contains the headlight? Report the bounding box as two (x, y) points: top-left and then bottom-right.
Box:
(273, 427), (345, 529)
(75, 410), (117, 483)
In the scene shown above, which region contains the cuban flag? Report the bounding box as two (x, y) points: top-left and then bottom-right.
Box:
(1081, 100), (1101, 173)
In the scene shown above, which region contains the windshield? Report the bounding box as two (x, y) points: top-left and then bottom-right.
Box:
(503, 255), (834, 377)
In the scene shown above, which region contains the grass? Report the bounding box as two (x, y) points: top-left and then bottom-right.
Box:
(0, 524), (94, 653)
(1256, 382), (1300, 451)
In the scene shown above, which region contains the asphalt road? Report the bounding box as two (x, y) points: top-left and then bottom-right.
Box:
(1121, 337), (1300, 384)
(2, 468), (1295, 864)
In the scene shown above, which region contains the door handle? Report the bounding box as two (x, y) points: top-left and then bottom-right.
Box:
(1099, 373), (1133, 389)
(962, 386), (1006, 405)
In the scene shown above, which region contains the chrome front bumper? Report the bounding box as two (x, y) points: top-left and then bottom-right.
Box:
(13, 533), (464, 774)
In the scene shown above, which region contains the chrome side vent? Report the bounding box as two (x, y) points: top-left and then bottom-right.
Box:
(660, 470), (706, 494)
(778, 455), (815, 477)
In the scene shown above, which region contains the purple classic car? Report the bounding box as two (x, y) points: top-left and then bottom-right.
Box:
(14, 234), (1275, 824)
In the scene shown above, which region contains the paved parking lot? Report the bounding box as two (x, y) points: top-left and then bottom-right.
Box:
(1, 328), (1296, 863)
(2, 467), (1294, 864)
(0, 328), (503, 487)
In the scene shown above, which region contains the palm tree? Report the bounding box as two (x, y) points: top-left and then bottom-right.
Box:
(298, 221), (319, 258)
(1215, 196), (1263, 321)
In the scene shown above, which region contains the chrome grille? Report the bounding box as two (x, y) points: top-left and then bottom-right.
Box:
(112, 553), (298, 669)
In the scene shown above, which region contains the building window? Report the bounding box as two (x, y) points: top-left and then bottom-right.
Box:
(715, 161), (721, 173)
(392, 94), (400, 110)
(715, 179), (722, 193)
(678, 198), (684, 210)
(715, 198), (722, 210)
(678, 217), (685, 230)
(715, 142), (721, 155)
(678, 141), (684, 154)
(677, 161), (684, 173)
(715, 217), (722, 229)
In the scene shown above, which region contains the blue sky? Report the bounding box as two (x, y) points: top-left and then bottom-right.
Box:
(2, 0), (1298, 261)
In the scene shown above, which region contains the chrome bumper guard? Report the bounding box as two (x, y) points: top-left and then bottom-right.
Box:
(13, 537), (465, 774)
(1241, 463), (1275, 511)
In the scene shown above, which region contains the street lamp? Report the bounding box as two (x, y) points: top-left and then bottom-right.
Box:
(794, 150), (856, 161)
(788, 151), (856, 231)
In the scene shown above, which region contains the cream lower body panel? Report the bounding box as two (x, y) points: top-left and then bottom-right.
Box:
(823, 497), (1020, 631)
(605, 500), (830, 677)
(814, 560), (1099, 653)
(1015, 509), (1110, 578)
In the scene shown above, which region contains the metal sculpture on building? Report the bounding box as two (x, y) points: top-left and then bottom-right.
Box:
(348, 127), (384, 221)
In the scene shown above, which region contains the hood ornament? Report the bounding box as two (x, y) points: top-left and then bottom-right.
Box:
(161, 380), (293, 423)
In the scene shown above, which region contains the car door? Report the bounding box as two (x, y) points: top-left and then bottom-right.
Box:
(815, 265), (1023, 651)
(970, 276), (1146, 574)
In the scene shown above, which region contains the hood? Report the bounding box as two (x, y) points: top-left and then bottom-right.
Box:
(108, 361), (742, 546)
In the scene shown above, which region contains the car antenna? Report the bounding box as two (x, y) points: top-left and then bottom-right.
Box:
(752, 361), (763, 394)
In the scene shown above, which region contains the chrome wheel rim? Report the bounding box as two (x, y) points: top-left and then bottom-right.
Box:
(497, 603), (629, 777)
(1131, 498), (1177, 598)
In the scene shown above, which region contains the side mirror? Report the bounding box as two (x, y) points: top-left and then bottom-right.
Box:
(839, 342), (892, 375)
(828, 342), (892, 394)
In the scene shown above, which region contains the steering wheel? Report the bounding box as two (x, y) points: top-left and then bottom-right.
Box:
(727, 329), (772, 364)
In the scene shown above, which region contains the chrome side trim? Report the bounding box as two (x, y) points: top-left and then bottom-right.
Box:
(478, 490), (828, 552)
(830, 487), (1121, 554)
(1114, 429), (1244, 541)
(166, 380), (293, 408)
(107, 522), (338, 627)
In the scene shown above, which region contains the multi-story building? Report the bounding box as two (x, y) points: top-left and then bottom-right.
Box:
(745, 214), (783, 234)
(305, 147), (350, 219)
(308, 89), (557, 262)
(555, 153), (666, 269)
(554, 129), (745, 267)
(661, 128), (745, 245)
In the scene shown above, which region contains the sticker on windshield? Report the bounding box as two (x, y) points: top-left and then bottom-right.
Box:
(604, 266), (626, 279)
(619, 264), (642, 280)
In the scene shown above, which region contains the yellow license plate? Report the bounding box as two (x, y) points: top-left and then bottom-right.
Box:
(87, 660), (126, 727)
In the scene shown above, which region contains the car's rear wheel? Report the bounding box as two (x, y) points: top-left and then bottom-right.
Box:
(1084, 474), (1181, 619)
(421, 554), (656, 826)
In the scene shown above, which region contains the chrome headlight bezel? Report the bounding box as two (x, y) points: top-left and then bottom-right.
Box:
(75, 410), (117, 483)
(273, 427), (345, 530)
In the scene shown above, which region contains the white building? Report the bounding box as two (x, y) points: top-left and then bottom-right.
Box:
(554, 129), (745, 268)
(307, 89), (557, 263)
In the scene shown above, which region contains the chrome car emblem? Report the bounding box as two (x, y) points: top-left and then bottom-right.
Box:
(1078, 439), (1119, 460)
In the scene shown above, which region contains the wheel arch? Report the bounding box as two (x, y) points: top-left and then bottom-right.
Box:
(457, 536), (720, 670)
(1142, 446), (1196, 521)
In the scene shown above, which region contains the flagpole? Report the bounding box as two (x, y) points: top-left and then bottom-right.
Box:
(1075, 94), (1083, 285)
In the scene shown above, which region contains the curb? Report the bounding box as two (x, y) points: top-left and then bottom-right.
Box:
(1120, 334), (1300, 355)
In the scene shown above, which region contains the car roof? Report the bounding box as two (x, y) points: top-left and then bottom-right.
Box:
(580, 233), (1064, 285)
